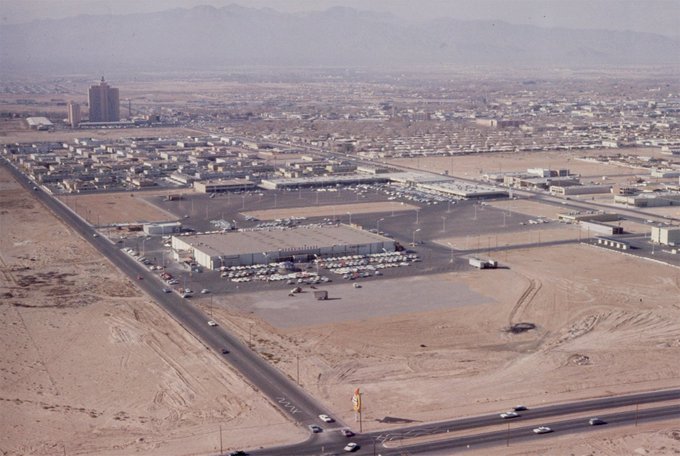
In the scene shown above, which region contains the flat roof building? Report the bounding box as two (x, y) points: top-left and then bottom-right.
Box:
(651, 226), (680, 246)
(88, 77), (120, 122)
(171, 224), (396, 269)
(67, 101), (81, 128)
(194, 178), (256, 193)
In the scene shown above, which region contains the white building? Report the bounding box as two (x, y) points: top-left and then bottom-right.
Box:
(171, 224), (396, 269)
(651, 226), (680, 246)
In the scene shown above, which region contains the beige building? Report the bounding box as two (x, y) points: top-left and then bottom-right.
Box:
(67, 101), (81, 127)
(171, 224), (396, 269)
(651, 226), (680, 246)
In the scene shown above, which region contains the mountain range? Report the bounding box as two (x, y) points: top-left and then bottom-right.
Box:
(1, 4), (678, 76)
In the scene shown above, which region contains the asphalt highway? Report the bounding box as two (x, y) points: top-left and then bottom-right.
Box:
(5, 157), (679, 456)
(253, 391), (680, 455)
(1, 158), (341, 434)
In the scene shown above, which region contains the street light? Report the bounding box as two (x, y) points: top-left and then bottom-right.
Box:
(376, 217), (384, 233)
(412, 228), (421, 246)
(441, 215), (446, 232)
(347, 212), (352, 225)
(415, 208), (420, 224)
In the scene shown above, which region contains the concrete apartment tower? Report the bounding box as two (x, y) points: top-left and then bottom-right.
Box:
(88, 77), (120, 122)
(67, 101), (81, 127)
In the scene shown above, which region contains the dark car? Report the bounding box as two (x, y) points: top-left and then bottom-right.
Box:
(229, 451), (247, 456)
(222, 348), (230, 354)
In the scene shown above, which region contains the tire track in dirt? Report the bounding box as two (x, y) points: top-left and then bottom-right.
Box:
(508, 275), (542, 326)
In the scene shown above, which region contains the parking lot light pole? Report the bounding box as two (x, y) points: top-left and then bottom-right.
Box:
(347, 212), (352, 225)
(441, 216), (446, 232)
(447, 242), (454, 263)
(412, 228), (421, 246)
(415, 208), (420, 224)
(377, 217), (384, 233)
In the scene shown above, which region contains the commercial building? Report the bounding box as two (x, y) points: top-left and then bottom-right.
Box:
(651, 226), (680, 246)
(171, 224), (396, 269)
(550, 184), (612, 196)
(194, 178), (256, 193)
(88, 77), (120, 122)
(67, 101), (81, 127)
(25, 117), (53, 130)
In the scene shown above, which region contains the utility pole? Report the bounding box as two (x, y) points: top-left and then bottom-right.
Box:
(219, 425), (223, 454)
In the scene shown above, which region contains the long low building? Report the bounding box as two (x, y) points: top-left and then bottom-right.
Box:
(171, 223), (396, 269)
(194, 178), (256, 193)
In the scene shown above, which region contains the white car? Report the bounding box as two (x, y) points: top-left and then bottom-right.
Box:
(201, 288), (210, 294)
(207, 320), (218, 327)
(533, 426), (552, 434)
(344, 442), (358, 452)
(319, 414), (334, 423)
(308, 424), (322, 433)
(500, 411), (519, 419)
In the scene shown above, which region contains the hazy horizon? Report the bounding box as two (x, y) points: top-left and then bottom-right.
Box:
(1, 0), (679, 38)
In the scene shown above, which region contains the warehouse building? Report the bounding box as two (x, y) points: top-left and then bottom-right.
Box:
(651, 226), (680, 246)
(194, 178), (256, 193)
(171, 224), (396, 269)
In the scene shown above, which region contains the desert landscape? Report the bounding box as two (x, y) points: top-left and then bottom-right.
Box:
(3, 146), (679, 454)
(0, 165), (303, 456)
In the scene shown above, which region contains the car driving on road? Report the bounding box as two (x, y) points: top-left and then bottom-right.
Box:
(308, 424), (322, 433)
(319, 414), (334, 423)
(533, 426), (552, 434)
(207, 320), (218, 327)
(500, 411), (519, 419)
(344, 442), (359, 452)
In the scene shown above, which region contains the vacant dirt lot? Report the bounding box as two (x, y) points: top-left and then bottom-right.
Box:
(2, 158), (679, 455)
(388, 147), (661, 180)
(58, 192), (179, 225)
(0, 166), (301, 456)
(205, 239), (680, 454)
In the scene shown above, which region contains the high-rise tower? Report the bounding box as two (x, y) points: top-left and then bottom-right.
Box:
(88, 77), (120, 122)
(67, 101), (81, 127)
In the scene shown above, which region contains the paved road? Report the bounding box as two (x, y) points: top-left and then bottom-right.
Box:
(253, 389), (680, 455)
(1, 158), (341, 434)
(5, 157), (679, 456)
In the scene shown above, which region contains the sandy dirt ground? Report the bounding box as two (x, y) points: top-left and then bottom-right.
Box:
(388, 147), (661, 181)
(0, 121), (201, 144)
(204, 241), (680, 454)
(244, 201), (418, 221)
(3, 158), (680, 455)
(0, 166), (302, 456)
(58, 192), (179, 226)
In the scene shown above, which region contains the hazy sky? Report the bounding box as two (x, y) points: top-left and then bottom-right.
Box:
(1, 0), (678, 37)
